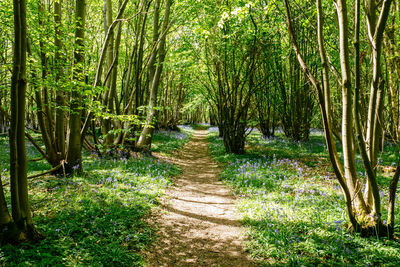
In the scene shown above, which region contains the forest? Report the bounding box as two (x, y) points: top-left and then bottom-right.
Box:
(0, 0), (400, 265)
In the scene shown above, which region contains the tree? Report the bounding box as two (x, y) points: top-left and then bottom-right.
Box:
(284, 0), (400, 237)
(0, 0), (42, 243)
(136, 0), (172, 151)
(197, 2), (262, 154)
(66, 0), (86, 173)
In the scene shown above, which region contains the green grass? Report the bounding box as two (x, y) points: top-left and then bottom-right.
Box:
(192, 123), (211, 130)
(0, 129), (190, 266)
(151, 125), (193, 155)
(208, 131), (400, 266)
(246, 130), (329, 166)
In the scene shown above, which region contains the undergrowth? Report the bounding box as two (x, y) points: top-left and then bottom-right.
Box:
(0, 128), (189, 266)
(151, 125), (193, 155)
(208, 130), (400, 266)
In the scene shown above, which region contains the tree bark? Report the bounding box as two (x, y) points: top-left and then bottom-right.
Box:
(102, 0), (115, 146)
(54, 0), (66, 158)
(66, 0), (86, 174)
(7, 0), (43, 242)
(335, 0), (368, 214)
(284, 0), (359, 231)
(136, 0), (172, 150)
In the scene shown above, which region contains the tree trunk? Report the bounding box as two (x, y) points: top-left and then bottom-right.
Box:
(4, 0), (43, 243)
(136, 0), (172, 151)
(336, 0), (368, 215)
(102, 0), (115, 146)
(54, 0), (66, 158)
(66, 0), (86, 174)
(285, 0), (396, 237)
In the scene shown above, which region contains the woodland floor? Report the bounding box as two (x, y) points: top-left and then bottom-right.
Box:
(144, 130), (257, 266)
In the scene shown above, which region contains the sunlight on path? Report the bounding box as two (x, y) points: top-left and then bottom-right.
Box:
(144, 130), (256, 267)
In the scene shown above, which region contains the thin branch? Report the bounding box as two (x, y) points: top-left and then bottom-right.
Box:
(1, 164), (62, 187)
(25, 131), (51, 163)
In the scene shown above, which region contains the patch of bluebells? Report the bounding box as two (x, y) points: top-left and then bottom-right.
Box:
(87, 156), (175, 191)
(178, 125), (194, 132)
(5, 145), (182, 266)
(151, 126), (193, 153)
(228, 158), (285, 189)
(208, 126), (219, 133)
(221, 155), (359, 261)
(246, 129), (328, 156)
(208, 130), (400, 265)
(226, 156), (319, 191)
(156, 129), (188, 140)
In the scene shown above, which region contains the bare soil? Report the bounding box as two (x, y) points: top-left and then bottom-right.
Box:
(144, 130), (257, 267)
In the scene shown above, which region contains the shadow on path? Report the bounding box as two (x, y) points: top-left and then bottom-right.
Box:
(144, 130), (256, 266)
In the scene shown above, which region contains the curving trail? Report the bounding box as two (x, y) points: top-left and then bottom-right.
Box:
(144, 130), (256, 267)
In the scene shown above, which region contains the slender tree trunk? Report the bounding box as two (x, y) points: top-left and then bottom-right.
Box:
(80, 0), (129, 138)
(284, 0), (359, 231)
(54, 0), (66, 158)
(316, 0), (343, 177)
(36, 0), (59, 167)
(385, 18), (399, 141)
(110, 4), (123, 145)
(8, 0), (43, 242)
(336, 0), (368, 214)
(365, 0), (393, 218)
(136, 0), (172, 150)
(102, 0), (115, 146)
(66, 0), (86, 174)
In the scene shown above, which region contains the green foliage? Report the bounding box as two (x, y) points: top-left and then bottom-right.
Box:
(0, 136), (9, 172)
(208, 130), (400, 265)
(192, 123), (210, 130)
(0, 133), (184, 265)
(1, 0), (400, 263)
(151, 126), (193, 154)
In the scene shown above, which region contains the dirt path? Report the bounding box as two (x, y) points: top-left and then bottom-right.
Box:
(144, 130), (256, 267)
